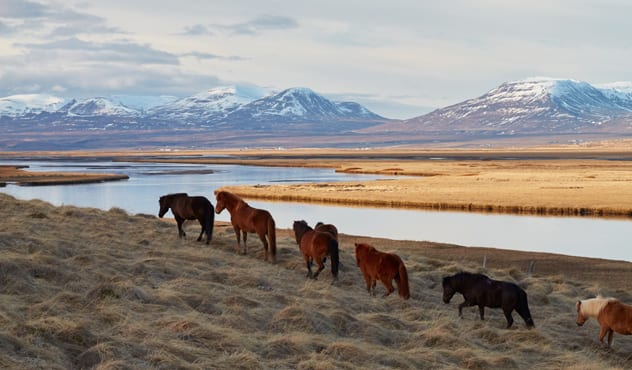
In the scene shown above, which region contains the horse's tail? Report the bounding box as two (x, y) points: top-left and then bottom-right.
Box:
(328, 239), (339, 278)
(268, 216), (277, 261)
(397, 257), (411, 300)
(516, 288), (535, 328)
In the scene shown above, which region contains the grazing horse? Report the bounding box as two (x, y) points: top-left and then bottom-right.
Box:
(315, 222), (338, 240)
(442, 271), (534, 328)
(354, 243), (410, 300)
(158, 193), (214, 244)
(576, 296), (632, 347)
(214, 191), (276, 262)
(292, 220), (339, 281)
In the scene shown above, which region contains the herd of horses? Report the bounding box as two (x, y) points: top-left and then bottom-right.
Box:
(157, 191), (632, 348)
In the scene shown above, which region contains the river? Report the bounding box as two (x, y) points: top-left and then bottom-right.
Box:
(1, 159), (631, 262)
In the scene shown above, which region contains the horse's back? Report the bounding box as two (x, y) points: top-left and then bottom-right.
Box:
(600, 301), (632, 333)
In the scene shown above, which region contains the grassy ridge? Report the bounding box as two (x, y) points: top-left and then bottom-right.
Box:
(1, 193), (632, 369)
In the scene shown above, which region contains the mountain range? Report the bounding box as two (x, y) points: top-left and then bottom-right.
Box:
(1, 78), (632, 150)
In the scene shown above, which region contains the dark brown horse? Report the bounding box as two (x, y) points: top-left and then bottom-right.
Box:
(158, 193), (214, 244)
(442, 271), (534, 328)
(293, 220), (339, 281)
(354, 243), (410, 299)
(315, 222), (338, 240)
(214, 191), (276, 262)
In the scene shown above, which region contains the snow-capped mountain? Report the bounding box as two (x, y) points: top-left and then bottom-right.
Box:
(147, 85), (272, 123)
(225, 87), (383, 126)
(58, 97), (140, 117)
(368, 78), (632, 135)
(0, 94), (67, 117)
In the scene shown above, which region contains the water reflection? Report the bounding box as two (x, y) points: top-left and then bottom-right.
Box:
(1, 160), (631, 262)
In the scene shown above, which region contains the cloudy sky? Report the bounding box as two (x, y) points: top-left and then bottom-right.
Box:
(1, 0), (631, 118)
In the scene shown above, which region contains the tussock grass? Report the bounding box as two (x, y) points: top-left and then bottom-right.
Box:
(1, 193), (632, 369)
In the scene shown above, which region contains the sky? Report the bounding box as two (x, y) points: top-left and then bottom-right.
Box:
(1, 0), (631, 119)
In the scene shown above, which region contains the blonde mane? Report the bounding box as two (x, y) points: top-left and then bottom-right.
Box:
(579, 296), (618, 318)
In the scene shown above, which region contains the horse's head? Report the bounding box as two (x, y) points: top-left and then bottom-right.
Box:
(292, 220), (309, 245)
(576, 300), (587, 326)
(442, 276), (456, 304)
(158, 195), (170, 218)
(215, 192), (227, 214)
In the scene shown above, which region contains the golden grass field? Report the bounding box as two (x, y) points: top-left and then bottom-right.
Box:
(2, 192), (632, 369)
(0, 165), (128, 186)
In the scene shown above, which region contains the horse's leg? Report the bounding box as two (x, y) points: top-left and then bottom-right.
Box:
(312, 260), (326, 280)
(478, 305), (485, 321)
(381, 277), (395, 297)
(502, 308), (514, 328)
(232, 226), (241, 253)
(258, 233), (269, 261)
(362, 271), (372, 294)
(242, 231), (248, 255)
(607, 329), (614, 347)
(197, 219), (205, 242)
(304, 256), (313, 278)
(599, 326), (609, 345)
(176, 217), (185, 239)
(371, 278), (377, 296)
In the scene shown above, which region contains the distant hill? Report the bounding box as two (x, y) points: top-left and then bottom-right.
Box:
(365, 78), (632, 139)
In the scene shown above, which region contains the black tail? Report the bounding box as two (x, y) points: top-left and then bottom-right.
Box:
(516, 289), (534, 328)
(328, 239), (339, 278)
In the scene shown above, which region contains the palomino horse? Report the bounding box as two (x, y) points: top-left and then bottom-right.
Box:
(354, 243), (410, 299)
(442, 271), (534, 328)
(576, 296), (632, 347)
(315, 222), (338, 240)
(158, 193), (214, 244)
(214, 191), (277, 262)
(292, 220), (339, 281)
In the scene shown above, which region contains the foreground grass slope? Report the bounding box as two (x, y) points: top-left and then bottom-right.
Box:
(1, 193), (631, 369)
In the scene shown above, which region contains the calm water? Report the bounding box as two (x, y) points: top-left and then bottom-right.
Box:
(2, 160), (631, 262)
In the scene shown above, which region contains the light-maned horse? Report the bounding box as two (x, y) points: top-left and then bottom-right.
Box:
(354, 243), (410, 299)
(292, 220), (339, 282)
(158, 193), (214, 244)
(214, 191), (277, 262)
(576, 296), (632, 347)
(442, 271), (534, 328)
(315, 222), (338, 240)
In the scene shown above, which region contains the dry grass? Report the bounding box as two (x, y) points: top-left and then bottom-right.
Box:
(2, 193), (632, 369)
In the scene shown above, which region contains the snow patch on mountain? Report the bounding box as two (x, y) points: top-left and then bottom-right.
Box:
(0, 94), (67, 116)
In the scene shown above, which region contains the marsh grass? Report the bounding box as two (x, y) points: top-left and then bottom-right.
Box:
(1, 193), (632, 369)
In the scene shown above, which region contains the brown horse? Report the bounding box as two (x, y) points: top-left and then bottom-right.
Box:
(292, 220), (339, 281)
(158, 193), (214, 244)
(354, 243), (410, 299)
(315, 222), (338, 240)
(576, 296), (632, 347)
(214, 191), (276, 262)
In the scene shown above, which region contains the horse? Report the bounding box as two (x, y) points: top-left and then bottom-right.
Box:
(576, 296), (632, 347)
(442, 271), (534, 328)
(354, 243), (410, 300)
(292, 220), (339, 281)
(158, 193), (214, 244)
(214, 191), (276, 262)
(315, 222), (338, 240)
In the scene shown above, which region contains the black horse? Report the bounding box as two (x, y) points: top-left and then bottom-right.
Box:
(158, 193), (214, 244)
(442, 271), (534, 328)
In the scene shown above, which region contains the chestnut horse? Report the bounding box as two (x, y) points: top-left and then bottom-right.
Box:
(158, 193), (214, 244)
(315, 222), (338, 240)
(214, 191), (276, 262)
(576, 296), (632, 347)
(292, 220), (339, 281)
(442, 271), (534, 328)
(354, 243), (410, 300)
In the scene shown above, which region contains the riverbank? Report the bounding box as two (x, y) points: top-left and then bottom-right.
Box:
(0, 165), (129, 185)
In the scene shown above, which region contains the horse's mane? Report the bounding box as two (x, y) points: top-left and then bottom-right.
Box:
(162, 193), (188, 199)
(218, 191), (247, 206)
(579, 296), (619, 317)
